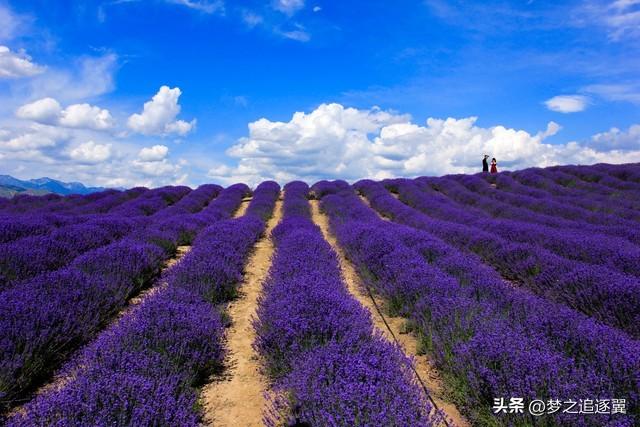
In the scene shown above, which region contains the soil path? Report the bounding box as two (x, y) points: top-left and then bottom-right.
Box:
(201, 196), (283, 427)
(359, 194), (390, 220)
(8, 244), (193, 417)
(233, 197), (252, 219)
(310, 200), (469, 427)
(123, 245), (191, 309)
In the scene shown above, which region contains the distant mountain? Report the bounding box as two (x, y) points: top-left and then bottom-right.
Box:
(0, 175), (106, 198)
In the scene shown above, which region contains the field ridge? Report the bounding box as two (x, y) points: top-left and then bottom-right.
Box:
(201, 196), (283, 426)
(310, 200), (469, 427)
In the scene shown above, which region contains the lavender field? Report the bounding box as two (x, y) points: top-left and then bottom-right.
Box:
(1, 163), (638, 427)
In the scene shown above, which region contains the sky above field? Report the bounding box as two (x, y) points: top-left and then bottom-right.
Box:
(1, 0), (640, 187)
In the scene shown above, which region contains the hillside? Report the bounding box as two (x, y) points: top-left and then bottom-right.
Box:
(1, 163), (638, 427)
(0, 175), (106, 198)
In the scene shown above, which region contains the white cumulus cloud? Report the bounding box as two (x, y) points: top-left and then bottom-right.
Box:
(16, 98), (114, 130)
(131, 151), (185, 179)
(0, 46), (44, 79)
(544, 95), (589, 113)
(132, 159), (182, 177)
(590, 124), (640, 150)
(16, 97), (61, 123)
(59, 104), (114, 130)
(208, 103), (640, 185)
(0, 123), (68, 152)
(68, 141), (112, 164)
(127, 86), (196, 136)
(137, 144), (169, 162)
(0, 123), (185, 188)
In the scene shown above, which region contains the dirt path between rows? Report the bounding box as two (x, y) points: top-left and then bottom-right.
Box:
(359, 194), (390, 221)
(310, 200), (469, 427)
(201, 196), (283, 427)
(8, 244), (193, 418)
(233, 197), (253, 219)
(123, 245), (191, 309)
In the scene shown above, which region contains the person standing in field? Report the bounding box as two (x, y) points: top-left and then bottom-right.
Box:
(482, 155), (489, 173)
(490, 158), (498, 174)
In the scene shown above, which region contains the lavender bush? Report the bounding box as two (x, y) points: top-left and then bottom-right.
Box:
(255, 181), (436, 426)
(2, 163), (639, 426)
(315, 180), (638, 426)
(0, 184), (246, 414)
(390, 176), (640, 278)
(368, 178), (640, 336)
(0, 186), (194, 290)
(7, 181), (280, 426)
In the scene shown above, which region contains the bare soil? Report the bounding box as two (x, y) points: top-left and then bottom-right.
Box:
(200, 197), (283, 427)
(359, 194), (391, 221)
(310, 200), (469, 427)
(121, 245), (192, 309)
(233, 197), (253, 218)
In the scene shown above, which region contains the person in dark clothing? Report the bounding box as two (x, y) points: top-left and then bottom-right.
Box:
(482, 155), (489, 172)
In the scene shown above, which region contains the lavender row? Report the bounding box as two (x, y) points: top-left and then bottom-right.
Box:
(38, 189), (126, 213)
(108, 185), (191, 216)
(167, 181), (279, 305)
(6, 181), (279, 426)
(0, 193), (70, 214)
(556, 164), (640, 194)
(366, 178), (640, 337)
(594, 163), (640, 184)
(71, 187), (150, 214)
(482, 171), (640, 230)
(254, 181), (436, 426)
(0, 184), (248, 414)
(444, 173), (640, 245)
(494, 169), (640, 226)
(0, 184), (224, 290)
(399, 176), (640, 278)
(30, 188), (142, 215)
(0, 214), (85, 244)
(152, 184), (222, 218)
(506, 167), (640, 214)
(0, 186), (198, 291)
(0, 216), (142, 290)
(0, 187), (150, 244)
(0, 186), (147, 215)
(450, 173), (640, 243)
(97, 182), (250, 270)
(510, 168), (640, 217)
(315, 181), (638, 426)
(507, 166), (640, 201)
(132, 184), (225, 251)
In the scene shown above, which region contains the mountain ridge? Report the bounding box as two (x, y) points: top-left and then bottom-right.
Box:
(0, 175), (106, 198)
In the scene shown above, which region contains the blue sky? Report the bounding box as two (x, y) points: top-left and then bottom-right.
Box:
(1, 0), (639, 187)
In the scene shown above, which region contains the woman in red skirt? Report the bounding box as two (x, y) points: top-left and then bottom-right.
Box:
(490, 158), (498, 174)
